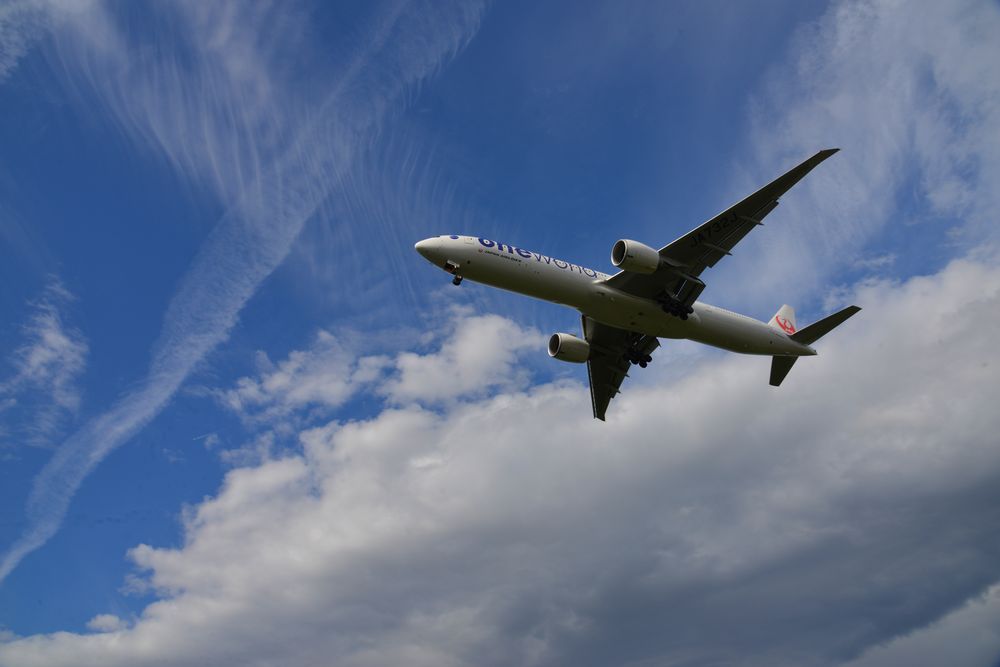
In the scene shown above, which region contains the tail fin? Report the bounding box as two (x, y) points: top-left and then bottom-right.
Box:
(768, 304), (797, 335)
(769, 305), (861, 387)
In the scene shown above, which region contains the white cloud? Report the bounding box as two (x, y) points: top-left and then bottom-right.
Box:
(0, 280), (88, 446)
(382, 312), (545, 405)
(219, 331), (389, 425)
(215, 311), (544, 418)
(85, 614), (126, 633)
(851, 253), (895, 273)
(3, 255), (1000, 666)
(211, 312), (542, 464)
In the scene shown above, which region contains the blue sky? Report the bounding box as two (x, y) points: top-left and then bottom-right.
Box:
(2, 1), (1000, 665)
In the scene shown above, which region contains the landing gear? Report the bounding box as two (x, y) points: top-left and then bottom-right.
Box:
(625, 341), (653, 368)
(656, 275), (702, 320)
(444, 260), (463, 286)
(624, 349), (653, 367)
(623, 331), (658, 369)
(659, 298), (694, 320)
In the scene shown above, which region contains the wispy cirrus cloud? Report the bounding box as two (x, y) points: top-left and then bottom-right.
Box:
(0, 0), (485, 584)
(0, 0), (45, 82)
(0, 280), (87, 448)
(713, 0), (1000, 313)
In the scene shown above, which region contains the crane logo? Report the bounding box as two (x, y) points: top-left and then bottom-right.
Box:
(775, 315), (796, 334)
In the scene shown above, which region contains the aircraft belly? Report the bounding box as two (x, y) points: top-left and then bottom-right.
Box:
(686, 305), (807, 355)
(463, 253), (594, 305)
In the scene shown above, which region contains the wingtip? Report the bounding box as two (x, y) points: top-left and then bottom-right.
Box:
(818, 147), (840, 158)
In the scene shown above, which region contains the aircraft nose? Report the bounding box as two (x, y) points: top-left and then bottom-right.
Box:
(414, 237), (439, 260)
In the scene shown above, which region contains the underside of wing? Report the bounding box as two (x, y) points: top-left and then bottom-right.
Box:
(607, 149), (839, 305)
(583, 316), (659, 420)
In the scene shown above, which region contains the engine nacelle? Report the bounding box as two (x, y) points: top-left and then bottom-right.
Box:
(548, 333), (590, 363)
(611, 239), (660, 274)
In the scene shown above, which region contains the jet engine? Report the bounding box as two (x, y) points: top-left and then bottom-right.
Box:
(611, 239), (660, 274)
(548, 333), (590, 363)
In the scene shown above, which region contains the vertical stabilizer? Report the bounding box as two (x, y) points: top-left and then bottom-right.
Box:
(768, 304), (797, 335)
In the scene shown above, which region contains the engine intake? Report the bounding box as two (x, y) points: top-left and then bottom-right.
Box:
(548, 333), (590, 363)
(611, 239), (660, 274)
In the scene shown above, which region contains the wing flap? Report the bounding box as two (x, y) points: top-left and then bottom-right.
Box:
(583, 316), (659, 420)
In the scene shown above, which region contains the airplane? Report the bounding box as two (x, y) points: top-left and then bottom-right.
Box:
(415, 149), (860, 420)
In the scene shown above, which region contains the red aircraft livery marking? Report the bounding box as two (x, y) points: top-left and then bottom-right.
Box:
(775, 316), (796, 334)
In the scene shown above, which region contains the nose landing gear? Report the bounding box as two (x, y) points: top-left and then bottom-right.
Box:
(444, 260), (463, 286)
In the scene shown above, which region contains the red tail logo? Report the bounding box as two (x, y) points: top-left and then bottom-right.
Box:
(775, 315), (796, 334)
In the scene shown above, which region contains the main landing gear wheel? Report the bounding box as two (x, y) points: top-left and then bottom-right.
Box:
(661, 302), (694, 320)
(625, 351), (653, 367)
(452, 275), (463, 286)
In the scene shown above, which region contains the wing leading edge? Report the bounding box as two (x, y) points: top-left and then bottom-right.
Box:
(607, 148), (839, 304)
(583, 316), (659, 420)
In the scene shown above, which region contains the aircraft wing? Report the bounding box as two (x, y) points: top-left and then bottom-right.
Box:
(583, 315), (659, 421)
(606, 149), (839, 303)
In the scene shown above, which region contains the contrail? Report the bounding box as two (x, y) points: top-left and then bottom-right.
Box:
(0, 0), (485, 584)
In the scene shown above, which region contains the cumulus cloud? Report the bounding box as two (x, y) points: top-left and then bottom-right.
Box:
(84, 614), (127, 633)
(382, 312), (545, 405)
(2, 255), (999, 666)
(211, 311), (543, 464)
(218, 331), (390, 426)
(215, 311), (543, 419)
(0, 280), (88, 446)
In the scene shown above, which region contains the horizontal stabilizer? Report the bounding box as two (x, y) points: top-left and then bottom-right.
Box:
(770, 356), (798, 386)
(790, 305), (862, 345)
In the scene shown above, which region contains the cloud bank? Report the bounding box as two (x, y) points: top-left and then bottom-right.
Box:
(2, 255), (999, 666)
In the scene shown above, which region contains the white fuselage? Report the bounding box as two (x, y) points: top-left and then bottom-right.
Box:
(415, 235), (815, 357)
